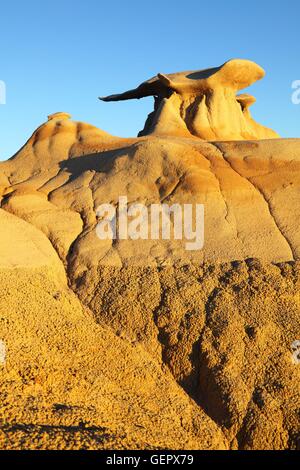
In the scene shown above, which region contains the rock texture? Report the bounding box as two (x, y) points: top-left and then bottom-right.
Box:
(0, 112), (299, 450)
(100, 59), (279, 140)
(0, 225), (224, 449)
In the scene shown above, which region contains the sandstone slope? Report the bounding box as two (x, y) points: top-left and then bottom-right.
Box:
(0, 114), (299, 450)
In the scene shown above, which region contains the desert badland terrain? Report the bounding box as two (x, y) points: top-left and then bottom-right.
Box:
(0, 60), (299, 450)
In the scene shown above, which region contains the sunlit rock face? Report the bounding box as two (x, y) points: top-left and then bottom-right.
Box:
(100, 59), (279, 141)
(0, 105), (300, 449)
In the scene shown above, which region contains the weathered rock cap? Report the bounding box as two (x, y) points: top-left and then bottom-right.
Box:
(236, 94), (257, 110)
(99, 59), (265, 101)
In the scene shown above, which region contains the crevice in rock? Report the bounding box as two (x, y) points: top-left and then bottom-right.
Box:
(211, 142), (296, 261)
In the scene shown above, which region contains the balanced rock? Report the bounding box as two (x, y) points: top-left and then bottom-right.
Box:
(100, 59), (279, 140)
(1, 66), (300, 450)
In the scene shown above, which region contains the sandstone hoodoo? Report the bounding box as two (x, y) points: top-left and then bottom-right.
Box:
(100, 59), (279, 141)
(1, 60), (299, 451)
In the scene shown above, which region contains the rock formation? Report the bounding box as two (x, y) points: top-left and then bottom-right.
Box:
(0, 67), (299, 451)
(100, 59), (279, 140)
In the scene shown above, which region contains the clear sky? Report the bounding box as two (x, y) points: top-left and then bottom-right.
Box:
(0, 0), (299, 160)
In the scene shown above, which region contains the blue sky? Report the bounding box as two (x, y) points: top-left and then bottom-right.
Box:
(0, 0), (299, 160)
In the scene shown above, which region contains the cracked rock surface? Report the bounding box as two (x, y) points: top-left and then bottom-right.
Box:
(0, 116), (299, 449)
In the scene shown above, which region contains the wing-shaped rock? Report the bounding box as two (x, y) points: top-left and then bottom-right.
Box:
(100, 59), (279, 140)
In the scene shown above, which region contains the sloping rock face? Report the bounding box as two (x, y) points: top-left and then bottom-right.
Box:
(0, 211), (225, 450)
(0, 115), (299, 450)
(100, 59), (279, 140)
